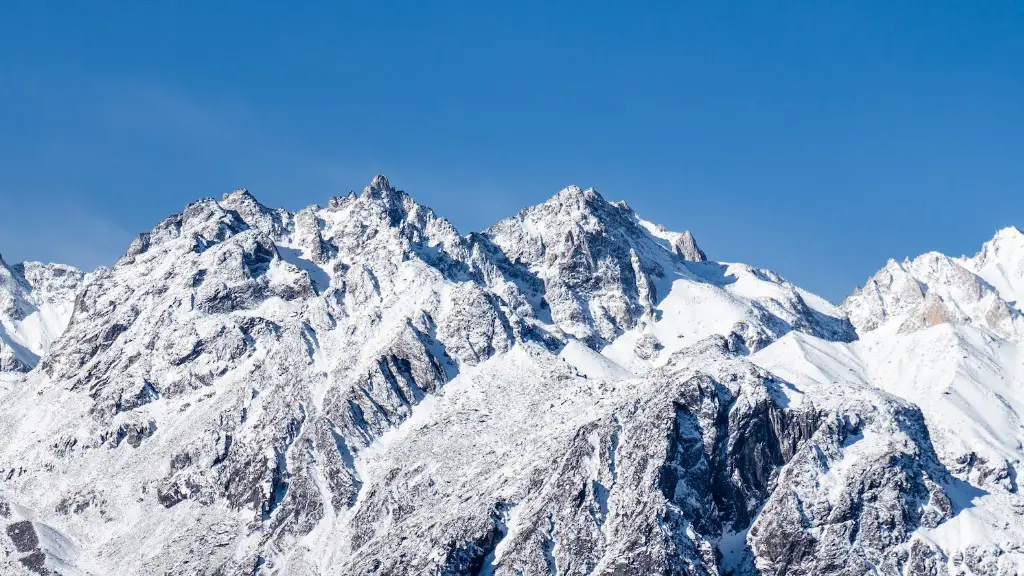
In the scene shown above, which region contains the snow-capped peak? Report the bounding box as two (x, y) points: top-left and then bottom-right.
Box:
(634, 216), (707, 262)
(367, 173), (393, 194)
(843, 227), (1024, 340)
(961, 225), (1024, 307)
(553, 183), (600, 204)
(485, 183), (852, 355)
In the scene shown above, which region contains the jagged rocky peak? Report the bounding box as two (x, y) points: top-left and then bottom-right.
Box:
(218, 187), (296, 242)
(361, 173), (409, 206)
(483, 184), (681, 345)
(368, 173), (393, 193)
(324, 176), (472, 272)
(843, 227), (1024, 339)
(612, 195), (707, 260)
(218, 187), (263, 218)
(221, 187), (253, 202)
(344, 175), (449, 231)
(554, 183), (600, 204)
(672, 229), (706, 262)
(481, 183), (854, 351)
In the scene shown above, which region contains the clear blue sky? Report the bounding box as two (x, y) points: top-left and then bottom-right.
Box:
(1, 2), (1021, 302)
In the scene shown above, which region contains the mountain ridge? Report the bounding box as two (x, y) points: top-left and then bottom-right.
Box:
(0, 177), (1021, 575)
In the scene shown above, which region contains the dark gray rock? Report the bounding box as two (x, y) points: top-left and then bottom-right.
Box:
(6, 521), (38, 553)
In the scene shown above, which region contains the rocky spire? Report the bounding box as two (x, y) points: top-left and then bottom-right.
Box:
(368, 174), (392, 193)
(672, 230), (707, 262)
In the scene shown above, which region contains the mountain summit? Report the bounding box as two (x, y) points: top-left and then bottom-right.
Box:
(0, 179), (1021, 575)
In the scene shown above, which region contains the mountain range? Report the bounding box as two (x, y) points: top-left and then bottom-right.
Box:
(0, 176), (1021, 575)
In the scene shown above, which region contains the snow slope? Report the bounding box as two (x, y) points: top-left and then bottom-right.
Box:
(751, 227), (1024, 574)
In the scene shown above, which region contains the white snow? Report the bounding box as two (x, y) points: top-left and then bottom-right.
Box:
(962, 226), (1024, 307)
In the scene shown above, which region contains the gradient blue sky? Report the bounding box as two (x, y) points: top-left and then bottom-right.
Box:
(1, 2), (1022, 301)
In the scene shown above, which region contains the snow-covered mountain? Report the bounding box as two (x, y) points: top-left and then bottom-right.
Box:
(754, 226), (1024, 574)
(0, 178), (1021, 575)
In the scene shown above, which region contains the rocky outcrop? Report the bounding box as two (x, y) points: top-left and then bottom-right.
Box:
(672, 230), (707, 263)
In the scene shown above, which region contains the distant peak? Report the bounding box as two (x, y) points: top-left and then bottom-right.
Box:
(992, 225), (1024, 242)
(549, 185), (603, 208)
(221, 188), (261, 207)
(973, 225), (1024, 262)
(369, 174), (393, 193)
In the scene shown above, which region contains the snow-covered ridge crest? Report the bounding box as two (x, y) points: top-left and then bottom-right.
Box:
(22, 176), (855, 400)
(843, 226), (1024, 340)
(484, 183), (854, 355)
(962, 225), (1024, 309)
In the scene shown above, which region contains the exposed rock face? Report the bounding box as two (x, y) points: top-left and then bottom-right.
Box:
(672, 230), (707, 263)
(326, 337), (970, 576)
(0, 179), (1019, 575)
(484, 185), (670, 347)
